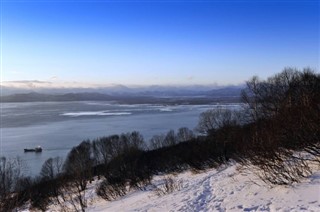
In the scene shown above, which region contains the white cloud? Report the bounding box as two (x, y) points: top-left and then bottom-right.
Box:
(0, 80), (105, 89)
(50, 76), (59, 80)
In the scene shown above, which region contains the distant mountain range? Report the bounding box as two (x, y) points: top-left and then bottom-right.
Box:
(0, 84), (244, 103)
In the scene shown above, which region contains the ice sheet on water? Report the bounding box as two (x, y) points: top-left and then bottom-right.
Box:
(60, 111), (132, 117)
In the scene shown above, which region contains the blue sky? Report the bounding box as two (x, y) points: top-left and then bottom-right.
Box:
(1, 0), (319, 86)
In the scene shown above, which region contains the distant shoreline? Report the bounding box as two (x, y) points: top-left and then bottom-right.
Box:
(0, 92), (241, 105)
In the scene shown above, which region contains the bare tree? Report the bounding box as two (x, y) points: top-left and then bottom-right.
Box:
(177, 127), (194, 143)
(149, 134), (166, 150)
(63, 141), (93, 211)
(163, 130), (177, 147)
(128, 131), (146, 150)
(40, 157), (64, 180)
(197, 107), (241, 135)
(239, 68), (320, 184)
(0, 157), (25, 212)
(92, 137), (114, 166)
(93, 131), (146, 167)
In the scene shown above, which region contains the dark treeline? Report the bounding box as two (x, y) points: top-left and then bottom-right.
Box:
(0, 68), (319, 211)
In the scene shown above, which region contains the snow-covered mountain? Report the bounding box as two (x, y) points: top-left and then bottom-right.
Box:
(0, 80), (243, 97)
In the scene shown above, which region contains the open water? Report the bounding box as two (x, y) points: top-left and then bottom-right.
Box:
(0, 101), (240, 176)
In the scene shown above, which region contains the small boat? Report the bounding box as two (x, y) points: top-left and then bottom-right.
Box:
(24, 146), (42, 153)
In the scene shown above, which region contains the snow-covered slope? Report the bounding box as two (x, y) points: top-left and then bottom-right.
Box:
(85, 163), (320, 212)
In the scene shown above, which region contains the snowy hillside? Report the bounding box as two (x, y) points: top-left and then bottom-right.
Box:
(46, 162), (319, 212)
